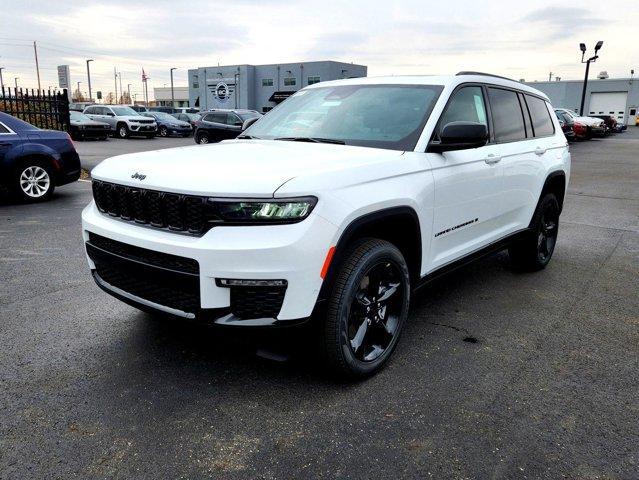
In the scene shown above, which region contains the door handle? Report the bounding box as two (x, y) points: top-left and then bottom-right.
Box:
(484, 154), (501, 165)
(535, 147), (547, 156)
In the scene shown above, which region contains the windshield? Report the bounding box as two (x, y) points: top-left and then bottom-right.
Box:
(70, 111), (91, 121)
(244, 84), (443, 150)
(111, 106), (138, 116)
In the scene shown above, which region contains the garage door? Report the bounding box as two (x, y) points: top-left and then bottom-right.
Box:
(588, 92), (628, 122)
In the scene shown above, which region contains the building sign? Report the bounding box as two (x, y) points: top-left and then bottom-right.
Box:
(57, 65), (70, 89)
(206, 77), (236, 107)
(269, 91), (296, 103)
(214, 82), (230, 103)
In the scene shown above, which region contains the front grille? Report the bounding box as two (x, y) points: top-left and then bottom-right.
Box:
(88, 233), (199, 275)
(92, 180), (215, 235)
(86, 240), (200, 314)
(230, 286), (286, 319)
(136, 119), (154, 124)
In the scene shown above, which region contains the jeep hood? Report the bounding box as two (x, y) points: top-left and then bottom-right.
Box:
(90, 139), (404, 197)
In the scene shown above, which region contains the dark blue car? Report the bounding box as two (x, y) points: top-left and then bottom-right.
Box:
(141, 111), (192, 137)
(0, 112), (81, 202)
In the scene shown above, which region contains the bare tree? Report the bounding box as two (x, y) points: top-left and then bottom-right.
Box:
(72, 88), (85, 102)
(104, 92), (115, 104)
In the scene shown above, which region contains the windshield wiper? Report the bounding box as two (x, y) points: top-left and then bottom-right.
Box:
(237, 134), (261, 139)
(274, 136), (345, 145)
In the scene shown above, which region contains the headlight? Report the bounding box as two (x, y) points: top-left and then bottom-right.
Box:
(208, 197), (317, 224)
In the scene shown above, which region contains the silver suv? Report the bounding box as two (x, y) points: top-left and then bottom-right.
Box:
(83, 105), (157, 139)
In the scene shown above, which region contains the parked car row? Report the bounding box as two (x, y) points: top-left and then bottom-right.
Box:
(554, 108), (627, 141)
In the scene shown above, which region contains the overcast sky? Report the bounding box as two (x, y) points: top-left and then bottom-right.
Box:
(1, 0), (636, 99)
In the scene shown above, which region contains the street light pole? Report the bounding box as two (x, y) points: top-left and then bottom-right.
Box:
(0, 67), (4, 93)
(127, 84), (131, 104)
(579, 41), (603, 116)
(14, 77), (19, 89)
(77, 81), (82, 100)
(170, 67), (176, 108)
(86, 59), (94, 101)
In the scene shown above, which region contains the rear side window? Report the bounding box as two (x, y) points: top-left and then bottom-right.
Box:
(439, 86), (488, 130)
(487, 88), (526, 142)
(525, 95), (555, 137)
(0, 123), (10, 134)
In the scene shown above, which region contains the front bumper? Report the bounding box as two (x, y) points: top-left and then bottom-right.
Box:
(168, 126), (192, 135)
(81, 201), (337, 325)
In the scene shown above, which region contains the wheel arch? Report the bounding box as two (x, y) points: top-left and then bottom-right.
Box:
(319, 206), (422, 300)
(540, 170), (567, 212)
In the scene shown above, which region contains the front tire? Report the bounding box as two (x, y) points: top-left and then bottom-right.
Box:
(117, 123), (129, 139)
(159, 126), (168, 137)
(509, 193), (560, 271)
(13, 160), (55, 202)
(321, 239), (410, 379)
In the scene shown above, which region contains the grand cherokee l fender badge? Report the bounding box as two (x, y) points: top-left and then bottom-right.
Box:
(435, 218), (479, 238)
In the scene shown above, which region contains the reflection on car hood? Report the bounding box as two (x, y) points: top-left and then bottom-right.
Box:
(91, 139), (404, 197)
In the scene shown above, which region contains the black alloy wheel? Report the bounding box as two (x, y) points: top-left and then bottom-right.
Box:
(347, 260), (405, 362)
(509, 193), (560, 271)
(536, 199), (559, 265)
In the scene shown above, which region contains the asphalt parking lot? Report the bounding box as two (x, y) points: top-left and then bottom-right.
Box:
(1, 131), (638, 479)
(75, 136), (194, 171)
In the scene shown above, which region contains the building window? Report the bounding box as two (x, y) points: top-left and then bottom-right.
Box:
(284, 77), (296, 86)
(262, 78), (274, 87)
(307, 76), (321, 85)
(192, 75), (199, 89)
(193, 83), (199, 89)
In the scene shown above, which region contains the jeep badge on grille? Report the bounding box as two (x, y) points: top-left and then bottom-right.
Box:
(131, 172), (146, 181)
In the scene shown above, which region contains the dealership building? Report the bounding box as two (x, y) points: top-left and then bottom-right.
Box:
(525, 76), (639, 125)
(188, 61), (367, 113)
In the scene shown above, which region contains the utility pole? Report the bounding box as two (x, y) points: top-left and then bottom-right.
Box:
(77, 81), (82, 100)
(127, 83), (131, 104)
(14, 77), (19, 89)
(579, 41), (604, 116)
(114, 68), (118, 105)
(118, 72), (123, 104)
(548, 71), (553, 82)
(170, 67), (176, 108)
(33, 41), (41, 91)
(0, 67), (4, 93)
(86, 59), (94, 101)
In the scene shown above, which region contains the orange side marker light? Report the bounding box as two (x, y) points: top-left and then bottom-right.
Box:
(320, 246), (336, 279)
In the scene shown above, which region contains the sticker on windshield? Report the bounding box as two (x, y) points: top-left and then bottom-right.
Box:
(321, 100), (342, 107)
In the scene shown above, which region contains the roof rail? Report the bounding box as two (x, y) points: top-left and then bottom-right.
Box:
(456, 71), (519, 82)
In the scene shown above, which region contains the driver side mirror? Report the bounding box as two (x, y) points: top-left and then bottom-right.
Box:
(242, 117), (260, 131)
(428, 121), (488, 153)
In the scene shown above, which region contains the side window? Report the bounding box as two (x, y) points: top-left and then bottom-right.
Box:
(208, 113), (226, 124)
(85, 106), (95, 114)
(101, 107), (112, 116)
(525, 95), (555, 137)
(439, 86), (488, 131)
(227, 114), (243, 126)
(487, 87), (526, 142)
(202, 114), (215, 122)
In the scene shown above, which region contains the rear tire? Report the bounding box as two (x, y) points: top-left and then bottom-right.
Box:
(509, 193), (560, 271)
(320, 239), (410, 379)
(12, 159), (55, 202)
(196, 132), (210, 144)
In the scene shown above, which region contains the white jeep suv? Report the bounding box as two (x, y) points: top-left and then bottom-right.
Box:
(83, 105), (157, 139)
(82, 72), (570, 378)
